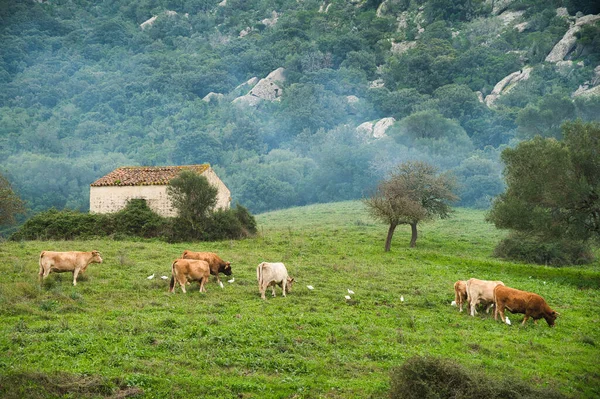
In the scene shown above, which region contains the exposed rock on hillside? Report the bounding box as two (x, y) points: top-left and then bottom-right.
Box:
(356, 117), (396, 139)
(140, 10), (187, 30)
(485, 67), (533, 107)
(572, 65), (600, 97)
(202, 92), (224, 103)
(391, 41), (416, 55)
(489, 0), (516, 15)
(261, 11), (279, 27)
(232, 68), (286, 107)
(546, 13), (600, 63)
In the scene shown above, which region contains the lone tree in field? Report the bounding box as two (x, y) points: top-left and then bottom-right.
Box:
(487, 121), (600, 264)
(0, 172), (25, 226)
(364, 161), (458, 251)
(167, 170), (218, 233)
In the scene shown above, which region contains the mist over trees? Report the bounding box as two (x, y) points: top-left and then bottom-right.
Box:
(1, 0), (599, 219)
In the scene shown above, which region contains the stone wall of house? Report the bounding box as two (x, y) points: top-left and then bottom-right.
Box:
(203, 168), (232, 210)
(90, 170), (231, 217)
(90, 185), (177, 217)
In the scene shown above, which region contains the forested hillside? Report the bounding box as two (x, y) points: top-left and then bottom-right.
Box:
(1, 0), (599, 217)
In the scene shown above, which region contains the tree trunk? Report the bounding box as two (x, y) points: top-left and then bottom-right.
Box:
(385, 223), (397, 252)
(410, 222), (418, 248)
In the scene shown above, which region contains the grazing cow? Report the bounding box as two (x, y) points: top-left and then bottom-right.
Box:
(256, 262), (295, 300)
(466, 278), (505, 317)
(453, 280), (468, 312)
(181, 251), (232, 286)
(39, 250), (103, 286)
(169, 259), (210, 293)
(494, 285), (558, 327)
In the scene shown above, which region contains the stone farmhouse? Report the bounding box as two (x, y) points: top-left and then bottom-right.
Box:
(90, 164), (231, 217)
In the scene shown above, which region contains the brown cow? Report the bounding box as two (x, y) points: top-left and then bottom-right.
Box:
(39, 250), (103, 286)
(169, 259), (211, 293)
(466, 278), (504, 317)
(494, 285), (558, 327)
(181, 251), (232, 287)
(453, 280), (468, 312)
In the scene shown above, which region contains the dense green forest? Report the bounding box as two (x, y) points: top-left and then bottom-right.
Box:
(1, 0), (599, 219)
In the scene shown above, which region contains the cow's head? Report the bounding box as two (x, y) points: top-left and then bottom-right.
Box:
(545, 310), (558, 327)
(91, 250), (103, 264)
(285, 277), (295, 293)
(222, 261), (232, 276)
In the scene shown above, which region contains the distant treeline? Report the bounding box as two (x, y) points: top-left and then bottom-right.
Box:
(1, 0), (599, 217)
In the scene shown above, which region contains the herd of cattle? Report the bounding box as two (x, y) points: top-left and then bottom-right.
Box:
(453, 278), (558, 327)
(38, 250), (557, 327)
(38, 249), (295, 301)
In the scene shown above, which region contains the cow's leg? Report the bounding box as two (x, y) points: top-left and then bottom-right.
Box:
(282, 280), (287, 297)
(271, 283), (276, 297)
(469, 298), (477, 317)
(259, 282), (266, 300)
(498, 306), (506, 323)
(458, 298), (463, 312)
(485, 302), (493, 313)
(522, 314), (530, 325)
(178, 276), (187, 293)
(72, 268), (80, 286)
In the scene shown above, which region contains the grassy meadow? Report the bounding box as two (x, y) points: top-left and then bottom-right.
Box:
(0, 201), (599, 398)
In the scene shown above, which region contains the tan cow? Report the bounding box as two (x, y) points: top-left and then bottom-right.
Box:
(181, 251), (232, 286)
(39, 250), (103, 286)
(466, 278), (505, 317)
(256, 262), (295, 300)
(453, 280), (468, 312)
(494, 285), (558, 327)
(169, 259), (211, 293)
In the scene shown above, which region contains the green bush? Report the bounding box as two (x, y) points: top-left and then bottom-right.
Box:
(11, 200), (257, 243)
(10, 209), (111, 240)
(112, 199), (167, 238)
(390, 356), (566, 399)
(493, 233), (594, 266)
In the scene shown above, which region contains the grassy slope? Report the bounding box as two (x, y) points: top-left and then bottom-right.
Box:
(0, 202), (599, 398)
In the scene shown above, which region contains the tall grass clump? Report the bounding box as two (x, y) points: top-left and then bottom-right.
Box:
(390, 356), (567, 399)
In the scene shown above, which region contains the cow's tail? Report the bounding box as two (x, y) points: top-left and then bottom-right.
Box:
(453, 282), (460, 303)
(38, 251), (46, 280)
(169, 260), (177, 292)
(257, 262), (264, 290)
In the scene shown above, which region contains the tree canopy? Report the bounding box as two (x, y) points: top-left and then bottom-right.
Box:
(0, 172), (25, 226)
(363, 161), (458, 250)
(487, 121), (600, 264)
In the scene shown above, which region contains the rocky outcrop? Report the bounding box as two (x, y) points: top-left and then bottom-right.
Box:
(572, 65), (600, 97)
(140, 10), (188, 30)
(485, 67), (533, 107)
(488, 0), (516, 15)
(356, 118), (396, 139)
(202, 92), (224, 103)
(391, 41), (416, 55)
(546, 13), (600, 63)
(261, 11), (279, 27)
(232, 68), (286, 107)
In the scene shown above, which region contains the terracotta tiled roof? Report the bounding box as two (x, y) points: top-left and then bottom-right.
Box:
(90, 165), (210, 187)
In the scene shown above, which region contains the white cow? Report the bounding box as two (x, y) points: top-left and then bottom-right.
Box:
(39, 250), (103, 286)
(256, 262), (295, 300)
(466, 278), (504, 317)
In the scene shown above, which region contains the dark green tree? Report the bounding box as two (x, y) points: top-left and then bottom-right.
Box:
(167, 171), (218, 233)
(363, 161), (458, 251)
(487, 121), (600, 263)
(0, 172), (25, 226)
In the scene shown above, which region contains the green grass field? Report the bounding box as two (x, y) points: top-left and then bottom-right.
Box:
(1, 201), (599, 398)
